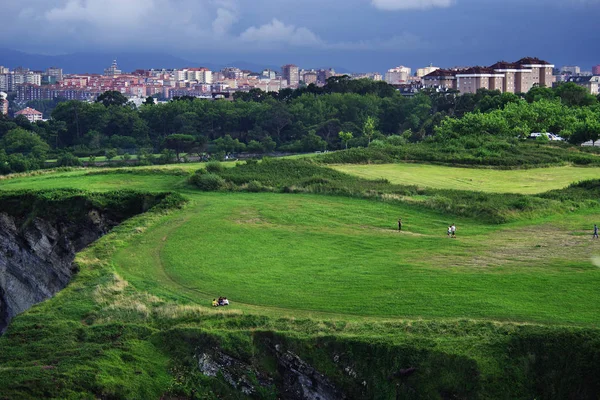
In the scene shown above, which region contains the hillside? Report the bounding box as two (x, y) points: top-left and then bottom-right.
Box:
(0, 160), (599, 399)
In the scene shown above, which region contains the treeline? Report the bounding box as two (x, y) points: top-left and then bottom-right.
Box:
(0, 77), (599, 173)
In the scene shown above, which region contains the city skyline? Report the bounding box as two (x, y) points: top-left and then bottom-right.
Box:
(1, 0), (599, 72)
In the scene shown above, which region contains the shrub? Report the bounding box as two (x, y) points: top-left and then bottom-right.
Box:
(56, 152), (82, 167)
(205, 161), (224, 173)
(246, 180), (264, 192)
(191, 173), (225, 191)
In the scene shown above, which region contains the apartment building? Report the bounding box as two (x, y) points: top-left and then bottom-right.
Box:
(423, 57), (555, 94)
(317, 68), (335, 84)
(14, 107), (43, 123)
(302, 71), (318, 85)
(560, 66), (580, 75)
(282, 64), (300, 88)
(45, 67), (63, 82)
(0, 71), (42, 91)
(416, 65), (439, 78)
(384, 66), (411, 84)
(186, 68), (213, 84)
(0, 92), (8, 115)
(565, 75), (600, 95)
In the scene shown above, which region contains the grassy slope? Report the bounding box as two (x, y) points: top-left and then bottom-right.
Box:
(331, 164), (600, 194)
(1, 165), (599, 326)
(1, 164), (600, 398)
(111, 192), (600, 326)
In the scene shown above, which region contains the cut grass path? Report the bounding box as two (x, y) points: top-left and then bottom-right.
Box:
(331, 164), (600, 194)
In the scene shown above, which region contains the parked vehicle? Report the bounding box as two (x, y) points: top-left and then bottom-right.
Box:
(528, 132), (564, 141)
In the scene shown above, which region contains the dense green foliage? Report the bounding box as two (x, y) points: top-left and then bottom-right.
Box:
(0, 80), (598, 175)
(317, 140), (600, 167)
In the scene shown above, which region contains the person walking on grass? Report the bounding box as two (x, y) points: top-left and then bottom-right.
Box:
(451, 224), (456, 238)
(594, 224), (599, 239)
(398, 218), (402, 231)
(447, 225), (452, 237)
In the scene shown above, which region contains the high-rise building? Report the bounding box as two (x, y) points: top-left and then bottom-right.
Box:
(302, 72), (318, 85)
(317, 68), (335, 84)
(0, 92), (8, 115)
(416, 64), (439, 78)
(0, 66), (9, 74)
(222, 67), (243, 80)
(45, 67), (63, 82)
(593, 65), (600, 75)
(384, 66), (411, 84)
(560, 66), (580, 75)
(262, 69), (277, 79)
(282, 64), (299, 87)
(104, 60), (122, 76)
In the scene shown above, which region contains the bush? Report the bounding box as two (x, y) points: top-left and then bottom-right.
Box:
(246, 180), (264, 192)
(205, 161), (224, 173)
(190, 173), (225, 191)
(56, 152), (82, 167)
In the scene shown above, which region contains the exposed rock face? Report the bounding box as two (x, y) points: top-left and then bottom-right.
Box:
(196, 344), (345, 400)
(0, 208), (121, 334)
(274, 344), (345, 400)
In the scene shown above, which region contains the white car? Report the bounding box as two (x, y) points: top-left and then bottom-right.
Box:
(528, 132), (564, 141)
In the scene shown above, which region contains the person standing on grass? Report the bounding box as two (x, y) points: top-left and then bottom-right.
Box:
(447, 225), (452, 237)
(451, 224), (456, 238)
(594, 224), (599, 239)
(398, 218), (402, 231)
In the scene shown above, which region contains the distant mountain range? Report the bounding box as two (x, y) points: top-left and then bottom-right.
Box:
(0, 48), (350, 74)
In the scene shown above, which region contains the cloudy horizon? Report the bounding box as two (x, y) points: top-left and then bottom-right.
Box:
(1, 0), (599, 72)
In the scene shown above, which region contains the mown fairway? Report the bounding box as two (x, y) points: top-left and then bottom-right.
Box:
(111, 192), (600, 326)
(331, 164), (600, 194)
(2, 164), (600, 326)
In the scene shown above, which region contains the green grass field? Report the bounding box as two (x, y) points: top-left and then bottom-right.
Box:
(111, 192), (600, 326)
(2, 164), (597, 325)
(331, 163), (600, 194)
(2, 162), (600, 398)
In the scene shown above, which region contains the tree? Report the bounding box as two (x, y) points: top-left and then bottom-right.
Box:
(143, 96), (155, 106)
(554, 83), (597, 107)
(338, 131), (353, 149)
(96, 91), (129, 107)
(105, 148), (117, 161)
(363, 116), (377, 144)
(164, 134), (195, 162)
(1, 128), (49, 160)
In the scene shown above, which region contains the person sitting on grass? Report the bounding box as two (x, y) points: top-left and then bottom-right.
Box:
(212, 299), (218, 307)
(218, 297), (225, 306)
(223, 297), (229, 306)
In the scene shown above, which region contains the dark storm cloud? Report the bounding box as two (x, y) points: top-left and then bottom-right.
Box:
(0, 0), (598, 71)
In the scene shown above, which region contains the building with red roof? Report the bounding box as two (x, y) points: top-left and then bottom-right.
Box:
(15, 107), (43, 122)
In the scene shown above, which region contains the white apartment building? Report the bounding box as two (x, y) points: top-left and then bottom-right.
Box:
(384, 66), (411, 84)
(560, 66), (581, 75)
(0, 72), (42, 91)
(185, 68), (213, 84)
(416, 65), (439, 78)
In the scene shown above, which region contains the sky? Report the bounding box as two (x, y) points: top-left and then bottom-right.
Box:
(1, 0), (599, 72)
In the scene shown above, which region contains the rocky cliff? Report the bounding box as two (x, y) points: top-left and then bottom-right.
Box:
(0, 190), (168, 334)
